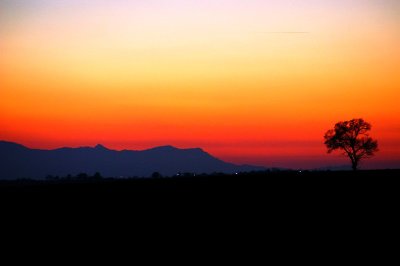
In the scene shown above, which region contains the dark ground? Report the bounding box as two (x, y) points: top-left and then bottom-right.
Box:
(1, 169), (398, 201)
(1, 169), (398, 256)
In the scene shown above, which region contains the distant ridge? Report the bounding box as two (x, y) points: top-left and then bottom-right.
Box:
(0, 141), (266, 179)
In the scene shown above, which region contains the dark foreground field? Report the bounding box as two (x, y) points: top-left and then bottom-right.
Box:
(1, 170), (398, 247)
(1, 170), (399, 200)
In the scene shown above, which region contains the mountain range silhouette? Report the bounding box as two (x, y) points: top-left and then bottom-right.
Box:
(0, 141), (265, 179)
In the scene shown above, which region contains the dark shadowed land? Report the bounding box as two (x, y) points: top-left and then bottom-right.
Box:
(1, 170), (399, 198)
(2, 169), (398, 245)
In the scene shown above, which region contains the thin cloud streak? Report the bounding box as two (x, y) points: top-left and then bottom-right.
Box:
(256, 31), (310, 34)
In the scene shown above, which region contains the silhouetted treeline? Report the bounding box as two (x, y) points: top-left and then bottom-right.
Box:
(1, 169), (399, 187)
(40, 170), (271, 181)
(45, 172), (104, 181)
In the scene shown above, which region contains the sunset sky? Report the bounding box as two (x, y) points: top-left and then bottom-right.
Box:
(1, 0), (399, 169)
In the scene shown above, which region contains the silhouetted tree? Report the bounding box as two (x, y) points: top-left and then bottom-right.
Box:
(324, 118), (378, 171)
(93, 172), (103, 180)
(151, 172), (162, 179)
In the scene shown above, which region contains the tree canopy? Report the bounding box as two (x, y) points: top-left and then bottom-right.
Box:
(324, 119), (378, 171)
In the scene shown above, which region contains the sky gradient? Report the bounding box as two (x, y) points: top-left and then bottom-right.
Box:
(1, 0), (399, 169)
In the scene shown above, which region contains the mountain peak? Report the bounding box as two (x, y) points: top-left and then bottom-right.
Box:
(94, 144), (109, 150)
(148, 145), (178, 152)
(0, 141), (27, 150)
(147, 146), (206, 153)
(189, 147), (205, 152)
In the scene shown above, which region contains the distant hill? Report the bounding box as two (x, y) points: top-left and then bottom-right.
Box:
(0, 141), (265, 179)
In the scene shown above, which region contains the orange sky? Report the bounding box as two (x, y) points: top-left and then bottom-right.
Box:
(1, 0), (399, 168)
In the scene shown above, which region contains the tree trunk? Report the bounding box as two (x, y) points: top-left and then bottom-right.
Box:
(352, 161), (358, 171)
